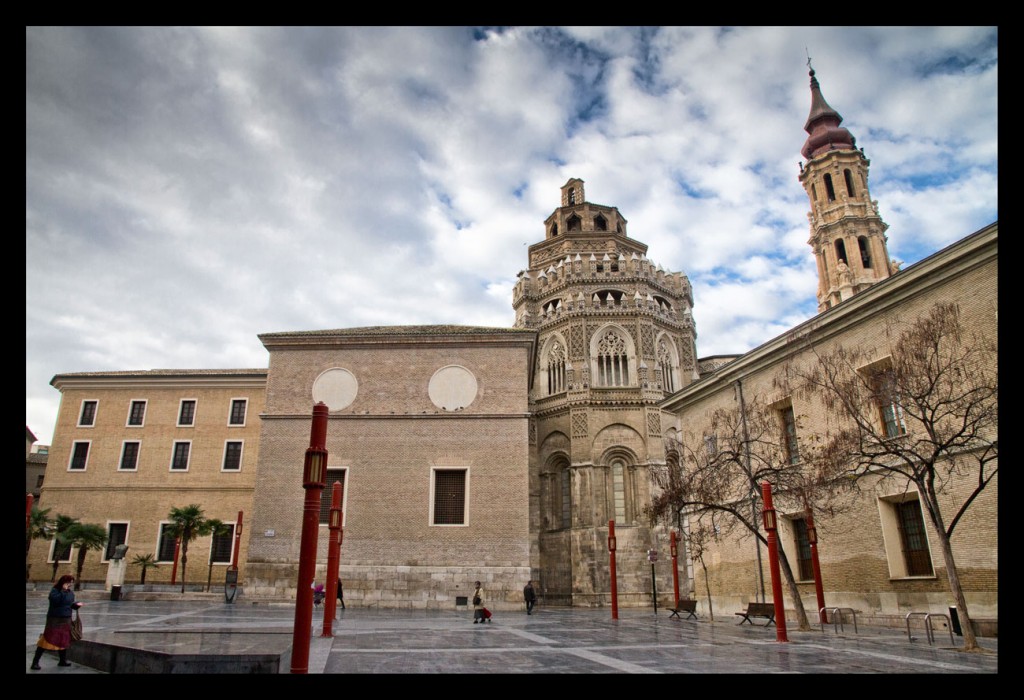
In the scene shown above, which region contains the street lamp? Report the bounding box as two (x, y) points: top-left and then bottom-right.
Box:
(608, 520), (618, 620)
(670, 530), (680, 609)
(760, 482), (789, 643)
(805, 508), (826, 623)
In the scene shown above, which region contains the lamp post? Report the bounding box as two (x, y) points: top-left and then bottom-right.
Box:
(322, 481), (342, 636)
(291, 402), (329, 674)
(608, 520), (618, 620)
(225, 510), (243, 603)
(647, 548), (659, 615)
(761, 481), (788, 642)
(806, 508), (826, 623)
(670, 530), (680, 609)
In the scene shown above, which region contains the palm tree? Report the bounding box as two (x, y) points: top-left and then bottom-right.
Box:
(50, 514), (80, 582)
(166, 504), (213, 593)
(204, 519), (232, 591)
(26, 506), (52, 580)
(62, 522), (108, 590)
(131, 553), (159, 585)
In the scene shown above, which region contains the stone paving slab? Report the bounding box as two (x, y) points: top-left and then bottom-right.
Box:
(26, 593), (998, 674)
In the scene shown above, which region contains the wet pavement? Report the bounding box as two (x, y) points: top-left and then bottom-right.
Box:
(26, 592), (998, 674)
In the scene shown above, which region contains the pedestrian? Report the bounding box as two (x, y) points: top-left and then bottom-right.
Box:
(472, 580), (490, 623)
(337, 578), (345, 610)
(31, 574), (83, 670)
(312, 581), (325, 607)
(523, 580), (537, 615)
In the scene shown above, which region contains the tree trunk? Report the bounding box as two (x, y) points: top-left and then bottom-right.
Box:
(776, 546), (812, 631)
(700, 560), (714, 621)
(180, 546), (188, 594)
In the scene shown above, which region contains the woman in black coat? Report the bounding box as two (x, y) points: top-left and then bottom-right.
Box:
(30, 574), (83, 670)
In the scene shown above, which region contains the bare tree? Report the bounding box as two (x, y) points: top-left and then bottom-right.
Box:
(681, 520), (716, 621)
(787, 302), (997, 652)
(650, 395), (854, 631)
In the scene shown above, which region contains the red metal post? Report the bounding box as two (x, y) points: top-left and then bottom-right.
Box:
(761, 482), (789, 643)
(806, 508), (827, 623)
(170, 538), (181, 584)
(670, 530), (680, 609)
(322, 481), (342, 636)
(231, 510), (244, 571)
(26, 493), (33, 528)
(291, 403), (329, 673)
(608, 520), (618, 620)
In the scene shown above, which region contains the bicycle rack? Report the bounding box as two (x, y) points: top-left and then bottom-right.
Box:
(905, 612), (956, 646)
(820, 607), (858, 634)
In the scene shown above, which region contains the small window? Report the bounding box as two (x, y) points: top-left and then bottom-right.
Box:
(834, 239), (848, 266)
(824, 173), (836, 201)
(792, 517), (814, 580)
(780, 405), (799, 465)
(127, 400), (147, 427)
(432, 468), (467, 526)
(36, 474), (45, 489)
(78, 400), (98, 427)
(229, 399), (247, 426)
(104, 523), (129, 560)
(594, 214), (607, 231)
(50, 538), (72, 564)
(858, 236), (872, 269)
(566, 214), (581, 231)
(210, 524), (235, 564)
(178, 399), (197, 426)
(69, 441), (90, 471)
(157, 523), (178, 562)
(222, 441), (243, 471)
(843, 168), (856, 197)
(319, 469), (347, 524)
(119, 441), (141, 471)
(170, 441), (191, 471)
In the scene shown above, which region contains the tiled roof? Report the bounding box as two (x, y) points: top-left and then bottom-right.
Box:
(52, 368), (267, 379)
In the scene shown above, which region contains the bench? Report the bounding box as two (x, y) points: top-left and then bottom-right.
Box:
(735, 602), (776, 626)
(668, 599), (697, 620)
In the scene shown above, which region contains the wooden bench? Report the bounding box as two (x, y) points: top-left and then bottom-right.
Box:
(735, 602), (776, 626)
(668, 599), (698, 620)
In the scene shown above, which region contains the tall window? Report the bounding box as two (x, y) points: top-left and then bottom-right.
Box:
(127, 400), (147, 426)
(119, 441), (140, 471)
(51, 538), (72, 563)
(319, 469), (347, 524)
(78, 400), (97, 427)
(657, 338), (676, 393)
(611, 459), (627, 521)
(222, 441), (243, 471)
(843, 168), (856, 196)
(69, 441), (90, 471)
(780, 405), (799, 464)
(105, 523), (128, 560)
(824, 173), (836, 201)
(560, 464), (571, 529)
(178, 399), (197, 426)
(596, 330), (630, 387)
(432, 469), (467, 526)
(869, 366), (907, 438)
(858, 236), (873, 268)
(547, 341), (566, 395)
(157, 523), (178, 562)
(229, 399), (247, 426)
(792, 517), (814, 580)
(210, 524), (235, 564)
(897, 500), (933, 576)
(171, 441), (191, 471)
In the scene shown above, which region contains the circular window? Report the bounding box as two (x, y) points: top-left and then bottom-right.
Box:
(312, 368), (358, 411)
(428, 365), (478, 411)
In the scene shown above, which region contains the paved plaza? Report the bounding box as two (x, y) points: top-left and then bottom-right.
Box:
(26, 592), (998, 674)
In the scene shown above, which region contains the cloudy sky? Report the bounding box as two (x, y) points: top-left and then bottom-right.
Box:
(26, 26), (998, 445)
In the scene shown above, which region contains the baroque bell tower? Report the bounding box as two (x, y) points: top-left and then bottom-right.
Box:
(798, 63), (895, 311)
(513, 178), (698, 606)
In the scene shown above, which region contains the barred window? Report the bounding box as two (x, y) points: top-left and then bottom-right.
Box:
(792, 517), (814, 580)
(157, 523), (177, 562)
(780, 405), (799, 464)
(897, 500), (933, 576)
(319, 469), (346, 524)
(432, 469), (467, 525)
(120, 441), (140, 471)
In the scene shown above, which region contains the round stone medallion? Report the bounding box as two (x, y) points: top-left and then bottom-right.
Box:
(312, 368), (358, 411)
(428, 365), (478, 411)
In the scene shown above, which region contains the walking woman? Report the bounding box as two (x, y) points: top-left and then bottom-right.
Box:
(30, 574), (83, 670)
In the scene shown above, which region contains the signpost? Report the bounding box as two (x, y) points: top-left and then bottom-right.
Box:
(647, 549), (658, 614)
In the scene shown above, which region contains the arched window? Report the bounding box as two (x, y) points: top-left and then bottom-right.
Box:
(844, 168), (856, 197)
(858, 236), (872, 268)
(824, 174), (836, 202)
(596, 329), (630, 386)
(550, 222), (558, 236)
(611, 458), (627, 521)
(567, 214), (581, 231)
(594, 214), (607, 231)
(568, 188), (577, 205)
(657, 338), (676, 393)
(834, 239), (848, 265)
(547, 340), (566, 395)
(811, 183), (818, 202)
